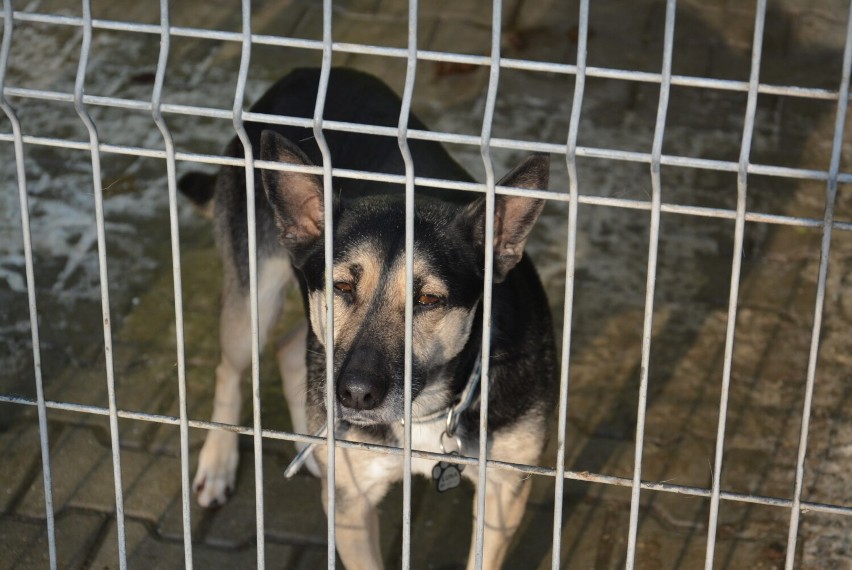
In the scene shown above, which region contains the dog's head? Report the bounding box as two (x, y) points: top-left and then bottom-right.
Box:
(260, 130), (548, 425)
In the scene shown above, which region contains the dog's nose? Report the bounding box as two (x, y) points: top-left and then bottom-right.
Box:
(337, 374), (386, 411)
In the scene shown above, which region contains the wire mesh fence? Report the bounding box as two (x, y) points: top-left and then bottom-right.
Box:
(1, 0), (851, 568)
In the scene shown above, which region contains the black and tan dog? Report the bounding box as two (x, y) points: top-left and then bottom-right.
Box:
(181, 68), (556, 569)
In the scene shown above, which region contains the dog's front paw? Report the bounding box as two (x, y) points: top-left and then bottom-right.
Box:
(193, 430), (239, 507)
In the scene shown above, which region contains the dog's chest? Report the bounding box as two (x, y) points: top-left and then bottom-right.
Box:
(357, 419), (463, 482)
(405, 420), (451, 477)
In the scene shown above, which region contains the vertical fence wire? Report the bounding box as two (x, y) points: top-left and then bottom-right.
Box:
(549, 0), (588, 567)
(0, 2), (57, 568)
(150, 0), (193, 566)
(473, 1), (503, 567)
(312, 1), (337, 566)
(784, 1), (852, 566)
(625, 0), (677, 566)
(72, 1), (127, 566)
(230, 0), (266, 566)
(704, 1), (767, 567)
(397, 0), (419, 566)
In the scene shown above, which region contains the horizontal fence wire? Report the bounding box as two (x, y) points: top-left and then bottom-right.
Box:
(2, 392), (851, 520)
(0, 130), (851, 233)
(2, 1), (851, 568)
(3, 85), (852, 187)
(1, 10), (848, 102)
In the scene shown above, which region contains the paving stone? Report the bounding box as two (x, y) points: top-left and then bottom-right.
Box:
(156, 438), (302, 545)
(89, 517), (298, 570)
(0, 511), (105, 570)
(155, 479), (211, 544)
(0, 517), (42, 570)
(544, 485), (633, 569)
(382, 475), (475, 567)
(14, 510), (106, 570)
(17, 425), (110, 519)
(292, 546), (343, 570)
(0, 421), (47, 513)
(639, 438), (716, 491)
(72, 447), (185, 522)
(86, 517), (160, 570)
(799, 512), (852, 570)
(16, 422), (184, 521)
(202, 449), (326, 548)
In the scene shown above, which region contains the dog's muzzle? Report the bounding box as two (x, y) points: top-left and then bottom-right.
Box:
(335, 343), (392, 411)
(336, 370), (388, 411)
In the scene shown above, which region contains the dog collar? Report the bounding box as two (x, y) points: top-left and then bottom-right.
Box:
(405, 352), (482, 433)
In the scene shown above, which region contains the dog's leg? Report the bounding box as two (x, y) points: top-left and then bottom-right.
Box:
(465, 418), (544, 570)
(192, 285), (251, 507)
(317, 446), (395, 570)
(276, 322), (320, 476)
(193, 257), (291, 507)
(466, 471), (532, 570)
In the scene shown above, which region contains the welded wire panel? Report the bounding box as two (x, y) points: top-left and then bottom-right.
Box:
(1, 1), (852, 569)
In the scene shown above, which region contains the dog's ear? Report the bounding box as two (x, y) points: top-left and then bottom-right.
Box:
(460, 153), (549, 282)
(260, 129), (324, 250)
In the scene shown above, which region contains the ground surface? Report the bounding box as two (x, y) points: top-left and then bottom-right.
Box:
(1, 0), (851, 568)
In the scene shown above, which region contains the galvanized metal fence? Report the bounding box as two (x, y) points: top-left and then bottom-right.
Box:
(1, 0), (851, 569)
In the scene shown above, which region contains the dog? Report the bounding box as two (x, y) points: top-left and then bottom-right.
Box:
(180, 67), (556, 569)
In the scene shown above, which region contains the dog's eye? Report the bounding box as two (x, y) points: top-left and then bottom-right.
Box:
(334, 281), (354, 294)
(417, 293), (443, 307)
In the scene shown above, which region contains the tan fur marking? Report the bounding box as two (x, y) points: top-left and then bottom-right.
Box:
(384, 255), (476, 366)
(389, 257), (448, 301)
(413, 307), (477, 365)
(309, 243), (386, 350)
(466, 415), (545, 569)
(334, 243), (382, 302)
(309, 243), (475, 371)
